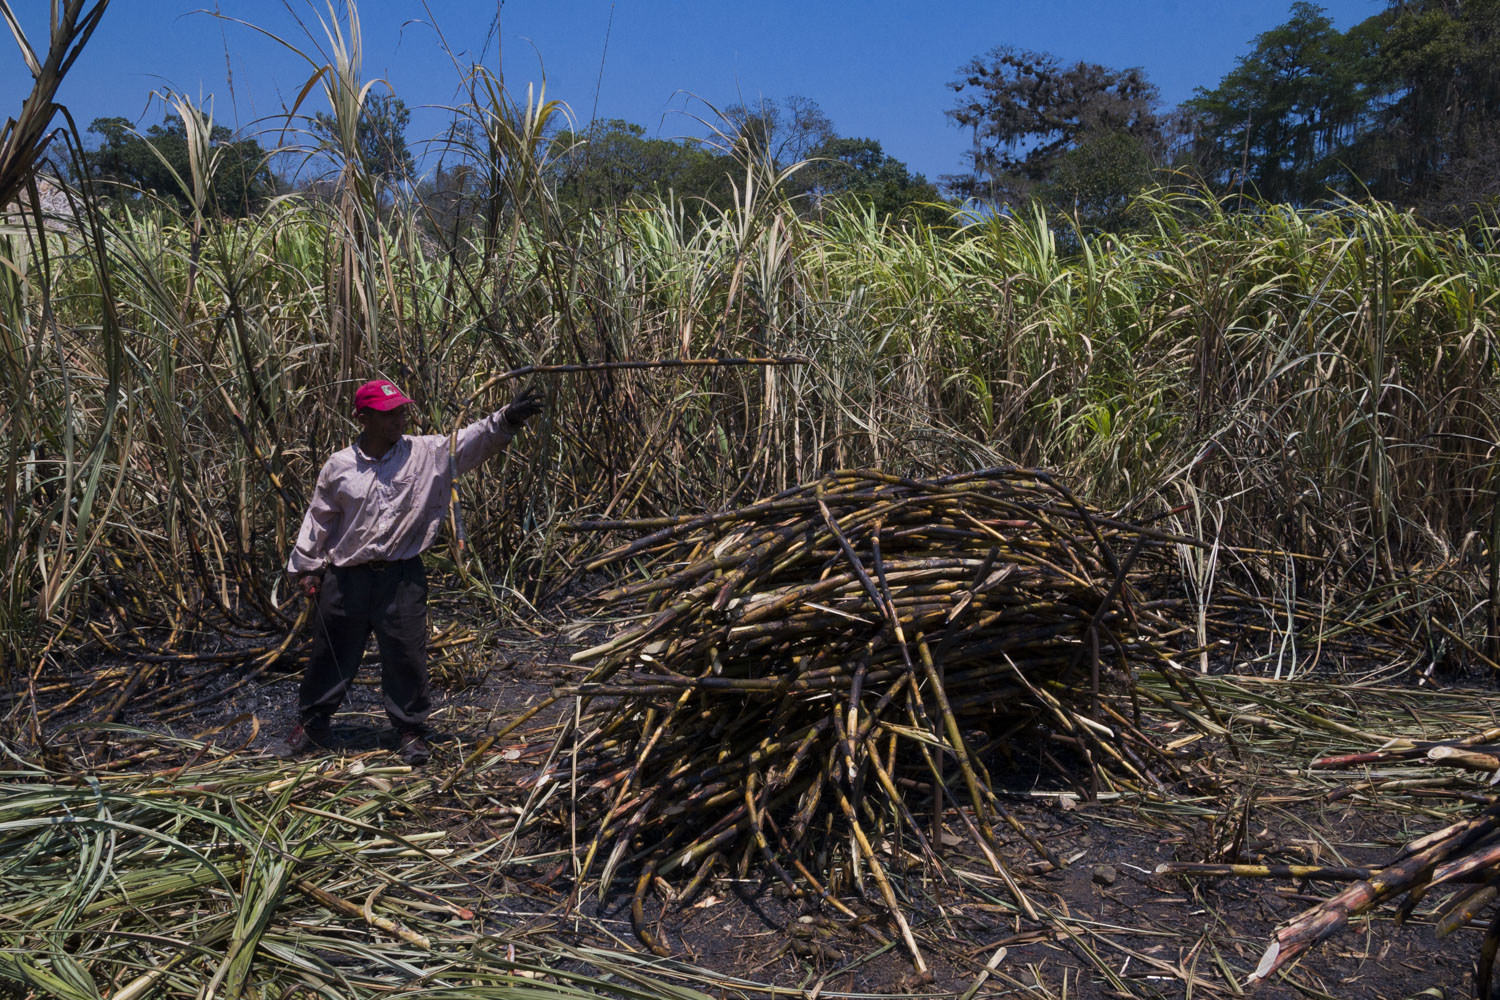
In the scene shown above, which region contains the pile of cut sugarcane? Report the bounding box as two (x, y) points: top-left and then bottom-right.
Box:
(558, 468), (1204, 970)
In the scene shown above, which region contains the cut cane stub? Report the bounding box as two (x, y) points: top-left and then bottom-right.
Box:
(1426, 745), (1500, 772)
(1251, 939), (1280, 981)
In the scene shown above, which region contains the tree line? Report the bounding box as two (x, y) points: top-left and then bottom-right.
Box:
(952, 0), (1500, 228)
(77, 92), (946, 225)
(74, 0), (1500, 229)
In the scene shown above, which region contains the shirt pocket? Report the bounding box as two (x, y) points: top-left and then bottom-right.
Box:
(382, 476), (419, 514)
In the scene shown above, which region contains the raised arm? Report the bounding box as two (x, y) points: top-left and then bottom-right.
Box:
(453, 385), (545, 475)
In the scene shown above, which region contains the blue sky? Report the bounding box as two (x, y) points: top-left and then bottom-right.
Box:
(9, 0), (1384, 183)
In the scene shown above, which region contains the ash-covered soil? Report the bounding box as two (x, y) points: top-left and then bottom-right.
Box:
(18, 598), (1494, 1000)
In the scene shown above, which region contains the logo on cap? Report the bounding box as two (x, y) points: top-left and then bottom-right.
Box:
(383, 385), (396, 396)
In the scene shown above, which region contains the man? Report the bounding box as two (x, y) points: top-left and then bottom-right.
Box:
(275, 378), (544, 764)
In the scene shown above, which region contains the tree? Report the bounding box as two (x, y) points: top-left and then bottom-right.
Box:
(944, 47), (1160, 205)
(544, 106), (945, 225)
(720, 96), (836, 167)
(86, 114), (273, 216)
(1187, 2), (1373, 204)
(312, 92), (414, 186)
(1038, 128), (1157, 233)
(795, 137), (948, 224)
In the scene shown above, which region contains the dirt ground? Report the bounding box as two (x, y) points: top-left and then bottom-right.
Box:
(22, 598), (1496, 1000)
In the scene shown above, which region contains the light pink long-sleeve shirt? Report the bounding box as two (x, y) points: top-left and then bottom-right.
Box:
(286, 408), (518, 574)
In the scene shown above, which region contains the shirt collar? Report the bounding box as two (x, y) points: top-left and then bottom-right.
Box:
(353, 435), (407, 464)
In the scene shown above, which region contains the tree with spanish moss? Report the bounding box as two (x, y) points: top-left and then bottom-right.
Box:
(943, 46), (1161, 210)
(721, 95), (836, 168)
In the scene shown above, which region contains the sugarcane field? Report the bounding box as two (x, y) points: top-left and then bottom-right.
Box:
(13, 2), (1500, 999)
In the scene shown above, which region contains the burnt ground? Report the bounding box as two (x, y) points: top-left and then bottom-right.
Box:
(18, 597), (1499, 1000)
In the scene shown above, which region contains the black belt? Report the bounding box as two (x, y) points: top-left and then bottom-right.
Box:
(338, 557), (418, 571)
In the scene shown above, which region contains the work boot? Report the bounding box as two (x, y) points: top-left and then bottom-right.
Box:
(395, 727), (431, 766)
(271, 718), (330, 759)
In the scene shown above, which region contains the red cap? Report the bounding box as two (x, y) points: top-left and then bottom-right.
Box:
(354, 379), (413, 412)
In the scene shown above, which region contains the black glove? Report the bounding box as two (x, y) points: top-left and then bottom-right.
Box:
(504, 385), (545, 426)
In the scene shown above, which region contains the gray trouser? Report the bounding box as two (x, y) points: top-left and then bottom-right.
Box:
(300, 558), (431, 728)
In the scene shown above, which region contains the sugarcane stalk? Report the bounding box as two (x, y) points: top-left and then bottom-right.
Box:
(1434, 876), (1500, 936)
(630, 862), (671, 957)
(744, 773), (802, 894)
(579, 687), (695, 890)
(1312, 727), (1500, 770)
(858, 732), (941, 869)
(295, 879), (430, 950)
(465, 355), (811, 402)
(1159, 861), (1380, 881)
(913, 636), (995, 840)
(828, 782), (928, 977)
(1427, 745), (1500, 772)
(1251, 808), (1500, 984)
(1480, 905), (1500, 1000)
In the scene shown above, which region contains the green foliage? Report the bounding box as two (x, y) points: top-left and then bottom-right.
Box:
(1037, 128), (1156, 234)
(85, 112), (273, 216)
(545, 106), (947, 226)
(17, 112), (1500, 689)
(1187, 0), (1500, 213)
(14, 4), (1500, 687)
(1361, 0), (1500, 213)
(796, 136), (949, 225)
(0, 751), (724, 1000)
(547, 118), (734, 212)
